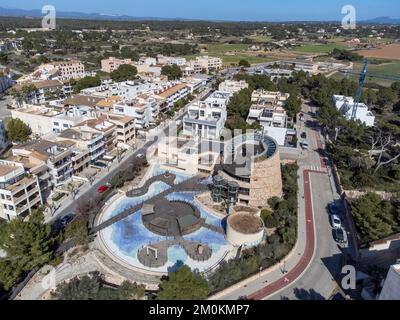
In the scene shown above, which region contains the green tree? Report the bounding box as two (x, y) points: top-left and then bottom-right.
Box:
(284, 94), (302, 118)
(75, 76), (101, 92)
(110, 64), (138, 82)
(5, 118), (31, 142)
(161, 64), (182, 80)
(52, 273), (145, 300)
(0, 209), (54, 290)
(64, 216), (90, 246)
(238, 59), (250, 68)
(157, 265), (209, 300)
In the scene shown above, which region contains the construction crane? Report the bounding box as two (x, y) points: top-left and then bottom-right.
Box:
(351, 59), (369, 120)
(340, 58), (400, 121)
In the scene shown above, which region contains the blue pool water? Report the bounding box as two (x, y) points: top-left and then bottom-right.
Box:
(101, 164), (230, 271)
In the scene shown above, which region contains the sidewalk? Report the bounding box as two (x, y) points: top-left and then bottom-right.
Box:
(44, 141), (144, 223)
(209, 162), (310, 300)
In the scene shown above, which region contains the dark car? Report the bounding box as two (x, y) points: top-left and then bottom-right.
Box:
(329, 202), (340, 215)
(301, 132), (307, 139)
(334, 228), (346, 244)
(60, 214), (74, 228)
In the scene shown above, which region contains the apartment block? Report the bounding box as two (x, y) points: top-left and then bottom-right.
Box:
(51, 60), (86, 81)
(58, 129), (106, 164)
(0, 160), (43, 221)
(247, 90), (290, 146)
(218, 80), (249, 94)
(12, 140), (73, 187)
(101, 57), (135, 73)
(11, 104), (96, 136)
(183, 91), (231, 140)
(190, 56), (223, 74)
(155, 83), (189, 110)
(17, 60), (86, 83)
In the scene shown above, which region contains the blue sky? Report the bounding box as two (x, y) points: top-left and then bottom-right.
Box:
(1, 0), (399, 21)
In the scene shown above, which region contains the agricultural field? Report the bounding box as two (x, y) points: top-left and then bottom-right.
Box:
(331, 59), (400, 87)
(291, 42), (346, 53)
(187, 42), (277, 66)
(357, 43), (400, 61)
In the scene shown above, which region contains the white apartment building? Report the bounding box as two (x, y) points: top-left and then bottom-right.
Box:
(58, 129), (106, 164)
(17, 60), (85, 83)
(13, 80), (65, 105)
(332, 95), (375, 127)
(12, 140), (73, 187)
(0, 160), (43, 221)
(247, 91), (290, 146)
(157, 55), (187, 66)
(113, 99), (155, 129)
(81, 80), (162, 100)
(218, 80), (249, 94)
(105, 114), (136, 148)
(190, 56), (223, 74)
(11, 104), (96, 136)
(158, 137), (222, 175)
(155, 83), (189, 111)
(183, 91), (231, 140)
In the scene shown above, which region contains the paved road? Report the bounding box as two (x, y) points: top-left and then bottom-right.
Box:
(0, 95), (12, 120)
(52, 111), (187, 222)
(212, 101), (353, 300)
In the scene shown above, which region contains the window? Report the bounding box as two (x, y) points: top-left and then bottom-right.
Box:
(53, 122), (59, 126)
(63, 124), (69, 128)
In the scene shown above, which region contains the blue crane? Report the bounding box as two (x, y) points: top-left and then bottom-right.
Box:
(351, 59), (369, 121)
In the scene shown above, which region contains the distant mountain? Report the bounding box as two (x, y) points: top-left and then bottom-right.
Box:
(0, 6), (187, 21)
(0, 6), (399, 24)
(362, 16), (400, 24)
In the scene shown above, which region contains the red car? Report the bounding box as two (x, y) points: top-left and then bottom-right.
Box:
(97, 185), (109, 193)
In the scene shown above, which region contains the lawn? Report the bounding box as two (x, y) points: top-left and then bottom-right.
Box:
(330, 60), (400, 87)
(292, 42), (346, 53)
(206, 43), (249, 54)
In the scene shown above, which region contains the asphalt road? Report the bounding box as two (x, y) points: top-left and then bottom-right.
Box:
(54, 111), (187, 222)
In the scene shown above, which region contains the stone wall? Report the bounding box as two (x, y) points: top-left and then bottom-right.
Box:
(249, 150), (283, 208)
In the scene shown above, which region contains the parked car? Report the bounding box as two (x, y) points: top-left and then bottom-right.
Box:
(301, 132), (307, 139)
(333, 228), (346, 244)
(97, 185), (109, 194)
(136, 153), (145, 159)
(329, 202), (340, 215)
(60, 214), (74, 228)
(330, 214), (342, 229)
(301, 139), (309, 150)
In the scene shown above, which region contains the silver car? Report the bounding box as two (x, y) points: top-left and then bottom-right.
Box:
(331, 214), (342, 229)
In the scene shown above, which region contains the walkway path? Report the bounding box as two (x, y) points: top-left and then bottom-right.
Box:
(91, 175), (209, 234)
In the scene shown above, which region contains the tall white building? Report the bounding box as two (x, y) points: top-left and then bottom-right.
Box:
(0, 159), (43, 221)
(332, 95), (375, 127)
(246, 91), (290, 146)
(183, 91), (231, 140)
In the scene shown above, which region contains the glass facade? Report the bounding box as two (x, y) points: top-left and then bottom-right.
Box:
(211, 174), (239, 206)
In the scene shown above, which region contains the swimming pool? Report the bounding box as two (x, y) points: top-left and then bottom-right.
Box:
(99, 166), (232, 273)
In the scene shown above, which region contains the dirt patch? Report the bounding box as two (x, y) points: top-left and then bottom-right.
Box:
(357, 44), (400, 60)
(228, 214), (264, 234)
